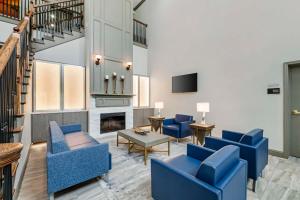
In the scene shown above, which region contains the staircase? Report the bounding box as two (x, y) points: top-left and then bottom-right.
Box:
(31, 0), (85, 52)
(0, 9), (33, 200)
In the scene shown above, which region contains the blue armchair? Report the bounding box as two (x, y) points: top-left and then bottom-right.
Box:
(47, 121), (112, 198)
(204, 129), (268, 192)
(162, 114), (193, 141)
(151, 144), (247, 200)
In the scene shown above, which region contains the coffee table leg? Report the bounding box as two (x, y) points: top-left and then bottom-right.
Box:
(168, 141), (170, 156)
(144, 148), (148, 165)
(128, 140), (131, 153)
(117, 134), (119, 147)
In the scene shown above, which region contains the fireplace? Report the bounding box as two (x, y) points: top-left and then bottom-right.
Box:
(100, 112), (126, 134)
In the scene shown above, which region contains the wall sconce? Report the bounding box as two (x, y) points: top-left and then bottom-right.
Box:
(95, 55), (102, 65)
(126, 62), (132, 70)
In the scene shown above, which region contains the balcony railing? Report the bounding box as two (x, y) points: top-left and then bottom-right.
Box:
(133, 19), (147, 47)
(0, 0), (30, 20)
(32, 0), (84, 41)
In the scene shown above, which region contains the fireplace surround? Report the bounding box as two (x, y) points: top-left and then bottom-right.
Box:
(100, 112), (126, 134)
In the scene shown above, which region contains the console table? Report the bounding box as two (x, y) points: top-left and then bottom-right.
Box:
(148, 116), (165, 134)
(190, 123), (215, 145)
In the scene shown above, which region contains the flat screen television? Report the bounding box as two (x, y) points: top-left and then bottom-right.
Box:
(172, 73), (198, 93)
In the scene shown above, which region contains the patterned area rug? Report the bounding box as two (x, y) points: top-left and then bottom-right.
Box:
(54, 133), (300, 200)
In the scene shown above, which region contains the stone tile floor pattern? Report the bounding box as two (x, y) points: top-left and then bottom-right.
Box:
(19, 133), (300, 200)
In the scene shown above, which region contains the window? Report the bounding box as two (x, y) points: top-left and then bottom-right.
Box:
(35, 61), (61, 110)
(35, 61), (85, 111)
(63, 65), (85, 110)
(133, 75), (150, 107)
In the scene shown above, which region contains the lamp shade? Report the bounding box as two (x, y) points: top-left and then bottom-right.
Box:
(197, 102), (210, 112)
(155, 102), (164, 109)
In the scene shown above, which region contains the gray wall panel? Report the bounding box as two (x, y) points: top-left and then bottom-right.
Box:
(31, 111), (88, 143)
(90, 0), (133, 96)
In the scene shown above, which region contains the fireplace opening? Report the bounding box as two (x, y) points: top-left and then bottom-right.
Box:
(100, 112), (126, 134)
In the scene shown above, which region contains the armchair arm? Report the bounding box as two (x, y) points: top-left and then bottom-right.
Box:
(187, 143), (215, 161)
(151, 159), (221, 200)
(222, 130), (244, 142)
(204, 136), (267, 180)
(60, 124), (82, 134)
(178, 121), (193, 131)
(163, 118), (175, 125)
(47, 143), (110, 193)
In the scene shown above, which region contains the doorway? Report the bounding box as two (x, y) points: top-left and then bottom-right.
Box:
(284, 62), (300, 157)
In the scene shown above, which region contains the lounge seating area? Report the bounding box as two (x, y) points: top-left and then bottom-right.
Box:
(47, 121), (111, 198)
(1, 0), (300, 200)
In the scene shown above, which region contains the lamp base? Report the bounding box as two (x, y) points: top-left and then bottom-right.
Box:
(201, 113), (206, 124)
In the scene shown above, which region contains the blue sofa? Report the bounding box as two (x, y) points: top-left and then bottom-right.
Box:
(204, 129), (268, 192)
(162, 114), (193, 141)
(47, 121), (112, 197)
(151, 144), (247, 200)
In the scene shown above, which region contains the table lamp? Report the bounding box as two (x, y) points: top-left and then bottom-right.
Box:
(155, 102), (164, 117)
(197, 102), (210, 124)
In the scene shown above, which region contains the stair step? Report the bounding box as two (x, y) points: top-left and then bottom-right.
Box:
(21, 102), (26, 105)
(24, 74), (30, 78)
(44, 35), (55, 42)
(14, 113), (24, 118)
(10, 126), (23, 134)
(12, 162), (19, 177)
(21, 91), (27, 95)
(22, 82), (29, 86)
(63, 30), (73, 35)
(54, 32), (65, 39)
(32, 38), (44, 44)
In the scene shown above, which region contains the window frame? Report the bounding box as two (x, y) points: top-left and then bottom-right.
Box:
(133, 75), (150, 108)
(33, 60), (86, 112)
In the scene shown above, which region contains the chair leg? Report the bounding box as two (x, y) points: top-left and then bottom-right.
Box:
(103, 173), (109, 183)
(252, 180), (256, 192)
(176, 138), (179, 143)
(49, 193), (54, 200)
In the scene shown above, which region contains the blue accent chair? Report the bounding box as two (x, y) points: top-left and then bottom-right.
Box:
(151, 144), (248, 200)
(47, 121), (112, 197)
(162, 114), (193, 141)
(204, 129), (268, 192)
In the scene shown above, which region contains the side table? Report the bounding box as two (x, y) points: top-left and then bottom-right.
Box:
(189, 123), (215, 145)
(148, 116), (165, 134)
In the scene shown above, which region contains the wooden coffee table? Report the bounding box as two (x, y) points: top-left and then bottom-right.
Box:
(117, 129), (170, 165)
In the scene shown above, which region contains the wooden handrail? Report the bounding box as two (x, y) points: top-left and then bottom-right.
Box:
(14, 10), (34, 33)
(0, 3), (34, 76)
(0, 35), (19, 76)
(34, 0), (82, 8)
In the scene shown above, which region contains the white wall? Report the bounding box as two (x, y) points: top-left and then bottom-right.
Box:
(133, 45), (148, 76)
(139, 0), (300, 151)
(0, 21), (15, 42)
(35, 37), (85, 66)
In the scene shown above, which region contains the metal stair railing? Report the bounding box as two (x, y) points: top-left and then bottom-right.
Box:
(32, 0), (84, 42)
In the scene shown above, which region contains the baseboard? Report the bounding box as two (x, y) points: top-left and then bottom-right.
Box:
(13, 144), (31, 200)
(269, 149), (288, 159)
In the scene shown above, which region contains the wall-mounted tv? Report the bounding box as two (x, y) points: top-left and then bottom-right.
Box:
(172, 73), (198, 93)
